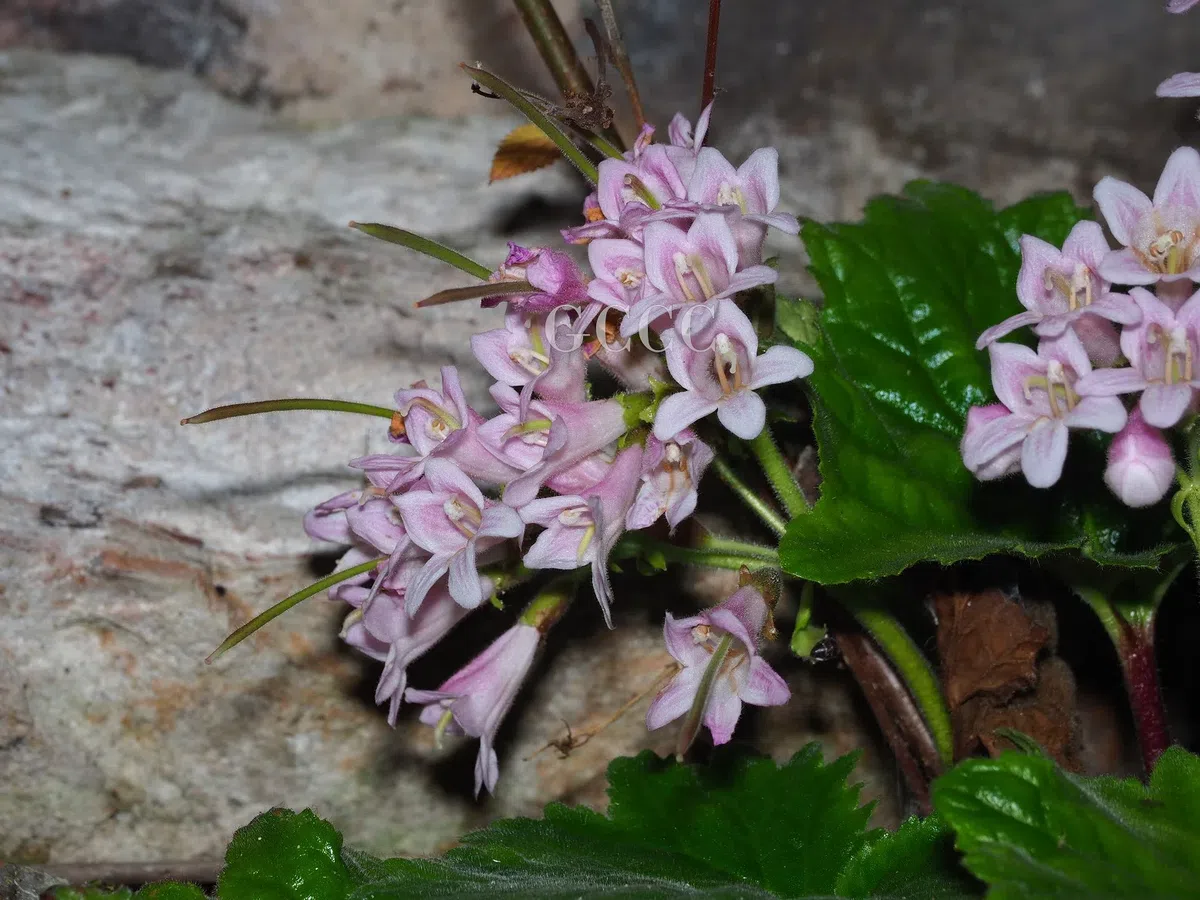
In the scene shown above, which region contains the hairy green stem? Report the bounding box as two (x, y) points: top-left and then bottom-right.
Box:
(614, 532), (779, 573)
(348, 222), (490, 280)
(836, 590), (954, 765)
(207, 557), (383, 662)
(750, 427), (807, 518)
(182, 398), (394, 426)
(711, 456), (787, 535)
(462, 64), (599, 183)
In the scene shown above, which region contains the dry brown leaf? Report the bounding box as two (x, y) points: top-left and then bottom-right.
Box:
(935, 590), (1049, 708)
(489, 123), (561, 183)
(936, 590), (1080, 770)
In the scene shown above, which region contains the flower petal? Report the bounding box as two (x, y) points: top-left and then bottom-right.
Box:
(646, 667), (703, 731)
(702, 681), (744, 745)
(1020, 419), (1068, 488)
(716, 390), (767, 440)
(1140, 382), (1194, 428)
(749, 345), (814, 388)
(739, 657), (791, 707)
(976, 311), (1042, 348)
(1154, 146), (1200, 209)
(1093, 177), (1151, 247)
(654, 390), (719, 441)
(1157, 72), (1200, 97)
(1098, 249), (1158, 286)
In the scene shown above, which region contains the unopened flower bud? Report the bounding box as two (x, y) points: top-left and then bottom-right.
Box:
(1104, 409), (1175, 508)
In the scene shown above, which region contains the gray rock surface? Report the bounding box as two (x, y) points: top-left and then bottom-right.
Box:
(0, 50), (897, 864)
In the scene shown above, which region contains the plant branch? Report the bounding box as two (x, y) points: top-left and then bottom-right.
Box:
(750, 427), (808, 518)
(711, 455), (787, 536)
(596, 0), (646, 129)
(700, 0), (722, 116)
(831, 624), (939, 815)
(1075, 584), (1171, 774)
(834, 587), (954, 766)
(513, 0), (596, 102)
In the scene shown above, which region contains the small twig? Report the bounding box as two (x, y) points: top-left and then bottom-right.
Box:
(595, 0), (646, 129)
(513, 0), (595, 100)
(37, 859), (223, 887)
(700, 0), (722, 118)
(832, 625), (941, 815)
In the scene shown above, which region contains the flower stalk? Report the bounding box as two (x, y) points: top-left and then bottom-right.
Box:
(750, 427), (808, 518)
(711, 455), (787, 535)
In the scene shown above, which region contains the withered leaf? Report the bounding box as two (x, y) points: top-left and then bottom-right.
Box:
(935, 589), (1049, 708)
(489, 122), (561, 183)
(958, 658), (1081, 770)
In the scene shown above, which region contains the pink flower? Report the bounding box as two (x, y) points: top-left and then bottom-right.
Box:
(470, 309), (586, 404)
(626, 431), (714, 532)
(961, 332), (1127, 488)
(664, 103), (714, 184)
(586, 238), (649, 312)
(359, 571), (476, 726)
(351, 367), (518, 491)
(653, 300), (813, 441)
(1168, 0), (1200, 12)
(482, 245), (590, 313)
(595, 145), (687, 225)
(622, 214), (777, 336)
(519, 445), (643, 625)
(687, 147), (796, 229)
(646, 585), (789, 745)
(405, 623), (541, 795)
(1093, 147), (1200, 285)
(975, 222), (1139, 348)
(1104, 409), (1176, 508)
(393, 459), (523, 613)
(501, 397), (632, 508)
(1076, 286), (1200, 428)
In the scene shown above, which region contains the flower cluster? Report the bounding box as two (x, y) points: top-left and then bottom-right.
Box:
(306, 107), (811, 794)
(961, 147), (1200, 508)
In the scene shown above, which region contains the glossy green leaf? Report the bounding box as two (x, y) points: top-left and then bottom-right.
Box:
(216, 748), (975, 898)
(779, 183), (1180, 584)
(933, 746), (1200, 899)
(219, 808), (354, 900)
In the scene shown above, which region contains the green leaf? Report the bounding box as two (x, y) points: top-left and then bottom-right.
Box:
(219, 808), (355, 900)
(837, 816), (981, 899)
(933, 746), (1200, 899)
(779, 183), (1181, 584)
(217, 748), (975, 898)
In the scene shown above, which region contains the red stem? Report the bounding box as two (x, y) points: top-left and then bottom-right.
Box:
(700, 0), (722, 117)
(1118, 619), (1171, 774)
